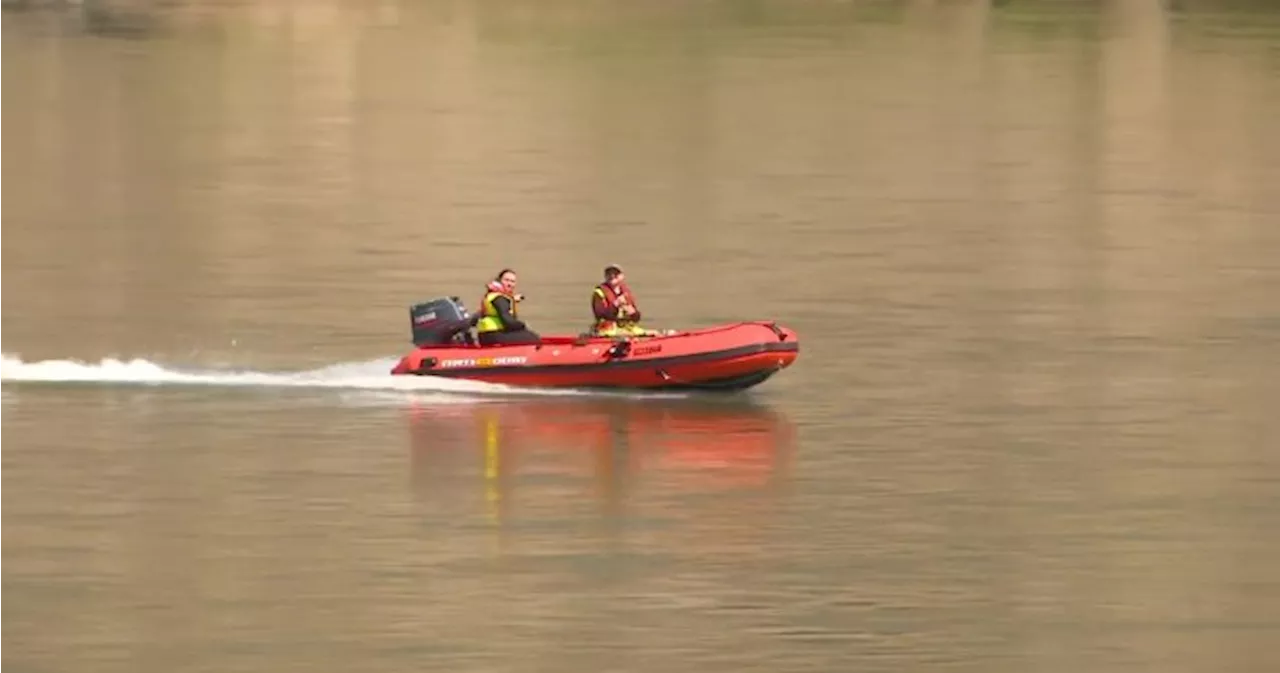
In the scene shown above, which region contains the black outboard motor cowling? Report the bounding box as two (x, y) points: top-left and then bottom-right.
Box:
(409, 296), (475, 346)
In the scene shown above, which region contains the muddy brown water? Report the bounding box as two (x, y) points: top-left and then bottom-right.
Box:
(3, 1), (1279, 672)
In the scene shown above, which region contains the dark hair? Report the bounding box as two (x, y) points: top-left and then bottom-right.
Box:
(604, 265), (622, 279)
(496, 268), (515, 281)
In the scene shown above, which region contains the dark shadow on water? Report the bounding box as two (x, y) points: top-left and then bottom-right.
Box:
(0, 0), (160, 39)
(79, 5), (156, 40)
(1, 0), (159, 39)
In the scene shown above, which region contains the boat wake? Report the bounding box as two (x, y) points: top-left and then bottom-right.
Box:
(0, 352), (643, 400)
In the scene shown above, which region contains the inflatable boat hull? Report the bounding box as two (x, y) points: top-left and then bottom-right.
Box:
(390, 321), (799, 392)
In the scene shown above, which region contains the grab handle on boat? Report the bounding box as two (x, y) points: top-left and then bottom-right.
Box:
(768, 322), (788, 341)
(604, 339), (632, 360)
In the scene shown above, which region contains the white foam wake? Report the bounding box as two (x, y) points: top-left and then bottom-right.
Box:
(0, 352), (589, 399)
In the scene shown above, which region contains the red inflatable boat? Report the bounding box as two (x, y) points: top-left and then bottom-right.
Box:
(389, 297), (799, 392)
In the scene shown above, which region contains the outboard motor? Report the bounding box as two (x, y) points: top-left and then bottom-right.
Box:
(408, 296), (476, 346)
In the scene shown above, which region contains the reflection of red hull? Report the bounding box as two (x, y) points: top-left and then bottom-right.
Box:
(390, 322), (799, 392)
(407, 398), (796, 490)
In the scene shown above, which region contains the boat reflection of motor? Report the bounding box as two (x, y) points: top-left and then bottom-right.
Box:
(406, 397), (797, 517)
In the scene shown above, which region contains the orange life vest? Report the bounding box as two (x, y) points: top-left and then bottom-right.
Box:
(592, 282), (638, 332)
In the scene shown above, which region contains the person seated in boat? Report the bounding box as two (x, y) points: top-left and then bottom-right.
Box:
(590, 264), (656, 337)
(476, 268), (541, 346)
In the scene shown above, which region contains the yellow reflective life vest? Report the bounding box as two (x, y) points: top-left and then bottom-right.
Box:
(592, 286), (616, 333)
(592, 284), (642, 336)
(476, 291), (516, 333)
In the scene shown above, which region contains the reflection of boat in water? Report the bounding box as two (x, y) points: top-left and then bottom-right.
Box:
(406, 397), (797, 519)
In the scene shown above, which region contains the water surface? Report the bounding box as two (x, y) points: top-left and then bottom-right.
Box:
(4, 1), (1279, 671)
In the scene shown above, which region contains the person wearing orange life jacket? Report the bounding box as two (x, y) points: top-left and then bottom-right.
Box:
(590, 264), (656, 337)
(475, 269), (541, 346)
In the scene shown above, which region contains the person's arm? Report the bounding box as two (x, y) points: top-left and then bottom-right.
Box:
(592, 289), (619, 320)
(491, 295), (526, 330)
(620, 286), (641, 321)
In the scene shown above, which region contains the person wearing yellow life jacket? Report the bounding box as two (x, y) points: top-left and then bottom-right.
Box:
(475, 269), (541, 346)
(590, 264), (653, 337)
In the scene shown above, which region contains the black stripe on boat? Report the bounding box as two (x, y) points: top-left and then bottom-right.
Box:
(644, 368), (783, 392)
